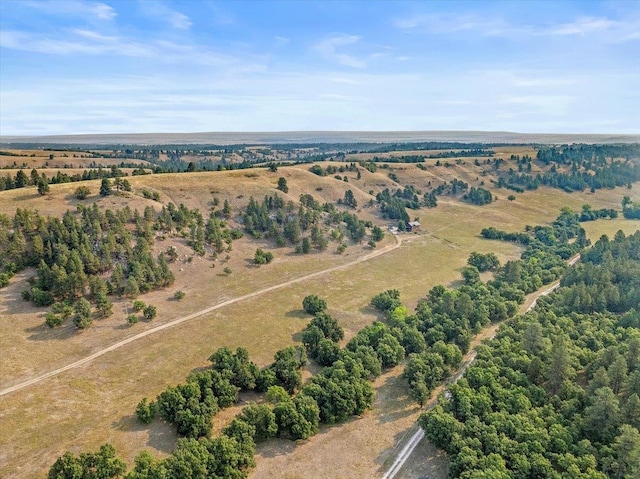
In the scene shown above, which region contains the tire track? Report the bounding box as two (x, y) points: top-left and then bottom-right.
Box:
(1, 236), (402, 397)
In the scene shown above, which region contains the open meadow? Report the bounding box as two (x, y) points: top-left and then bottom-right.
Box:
(1, 149), (639, 479)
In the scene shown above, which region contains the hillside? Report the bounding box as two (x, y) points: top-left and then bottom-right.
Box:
(0, 144), (639, 479)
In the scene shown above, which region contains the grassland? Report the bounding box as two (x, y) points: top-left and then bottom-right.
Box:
(0, 151), (639, 479)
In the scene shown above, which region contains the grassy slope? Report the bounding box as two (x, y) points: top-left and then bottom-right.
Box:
(0, 157), (639, 478)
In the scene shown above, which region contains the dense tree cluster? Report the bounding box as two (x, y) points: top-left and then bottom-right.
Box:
(0, 165), (134, 192)
(395, 210), (591, 405)
(579, 204), (618, 222)
(155, 202), (240, 256)
(308, 162), (359, 177)
(48, 443), (126, 479)
(241, 193), (373, 249)
(500, 144), (640, 193)
(0, 205), (174, 328)
(433, 178), (469, 196)
(420, 230), (640, 478)
(463, 186), (493, 205)
(376, 188), (411, 222)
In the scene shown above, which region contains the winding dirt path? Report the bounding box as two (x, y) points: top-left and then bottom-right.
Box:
(0, 235), (402, 397)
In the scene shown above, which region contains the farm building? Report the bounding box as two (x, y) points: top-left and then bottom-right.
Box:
(406, 221), (421, 233)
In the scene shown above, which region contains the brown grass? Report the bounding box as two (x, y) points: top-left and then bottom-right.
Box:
(0, 153), (639, 479)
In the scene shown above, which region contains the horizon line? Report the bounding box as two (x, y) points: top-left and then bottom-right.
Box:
(1, 130), (639, 146)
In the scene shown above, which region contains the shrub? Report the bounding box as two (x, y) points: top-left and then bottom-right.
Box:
(74, 186), (90, 199)
(132, 300), (145, 312)
(45, 312), (63, 328)
(142, 305), (157, 321)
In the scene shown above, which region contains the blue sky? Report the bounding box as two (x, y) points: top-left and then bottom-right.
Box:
(1, 0), (639, 135)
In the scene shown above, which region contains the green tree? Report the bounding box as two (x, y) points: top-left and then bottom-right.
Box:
(265, 386), (290, 404)
(343, 189), (357, 208)
(136, 398), (156, 424)
(253, 248), (274, 265)
(95, 292), (113, 317)
(15, 169), (29, 188)
(467, 251), (500, 272)
(48, 452), (83, 479)
(614, 425), (640, 478)
(37, 178), (50, 195)
(302, 295), (327, 315)
(609, 356), (628, 394)
(584, 387), (621, 444)
(301, 325), (325, 358)
(208, 346), (260, 391)
(277, 177), (288, 193)
(45, 312), (64, 328)
(461, 265), (481, 285)
(222, 199), (232, 220)
(370, 289), (402, 314)
(124, 451), (166, 479)
(124, 277), (140, 298)
(100, 178), (113, 197)
(236, 403), (277, 441)
(308, 312), (344, 342)
(371, 225), (384, 242)
(273, 399), (315, 440)
(546, 335), (574, 395)
(73, 298), (92, 329)
(315, 338), (342, 366)
(301, 237), (311, 254)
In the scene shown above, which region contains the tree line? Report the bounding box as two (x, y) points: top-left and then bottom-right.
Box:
(0, 165), (147, 193)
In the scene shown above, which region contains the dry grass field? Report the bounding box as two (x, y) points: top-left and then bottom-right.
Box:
(0, 151), (639, 479)
(0, 149), (153, 169)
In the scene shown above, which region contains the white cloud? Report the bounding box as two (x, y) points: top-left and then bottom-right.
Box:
(274, 36), (290, 47)
(314, 34), (366, 68)
(138, 0), (192, 30)
(22, 0), (116, 21)
(393, 13), (528, 37)
(394, 12), (640, 42)
(0, 28), (262, 68)
(330, 77), (361, 85)
(550, 16), (618, 36)
(0, 29), (153, 56)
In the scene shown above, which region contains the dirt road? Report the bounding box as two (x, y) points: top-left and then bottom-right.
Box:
(0, 235), (401, 397)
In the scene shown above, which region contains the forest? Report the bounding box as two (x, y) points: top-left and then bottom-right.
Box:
(420, 231), (640, 478)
